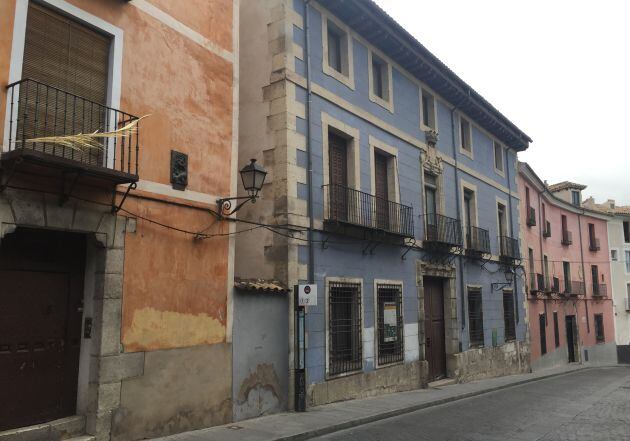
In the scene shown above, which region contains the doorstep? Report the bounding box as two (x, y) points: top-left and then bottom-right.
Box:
(0, 415), (85, 441)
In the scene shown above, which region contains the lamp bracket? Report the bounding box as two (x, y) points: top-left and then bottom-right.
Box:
(217, 195), (256, 218)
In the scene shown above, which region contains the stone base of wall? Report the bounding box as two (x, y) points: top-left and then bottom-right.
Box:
(307, 361), (428, 407)
(531, 346), (570, 372)
(617, 345), (630, 364)
(452, 341), (531, 382)
(582, 342), (617, 365)
(111, 344), (233, 441)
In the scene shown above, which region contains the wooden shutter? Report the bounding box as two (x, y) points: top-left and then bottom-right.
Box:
(23, 3), (110, 104)
(328, 133), (348, 222)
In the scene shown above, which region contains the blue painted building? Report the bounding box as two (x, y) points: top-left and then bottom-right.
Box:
(236, 0), (532, 411)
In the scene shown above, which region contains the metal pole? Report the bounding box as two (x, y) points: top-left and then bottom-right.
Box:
(294, 285), (306, 412)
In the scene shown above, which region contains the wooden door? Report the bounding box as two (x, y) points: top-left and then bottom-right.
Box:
(328, 133), (348, 222)
(374, 152), (389, 230)
(424, 277), (446, 380)
(0, 230), (85, 431)
(566, 315), (579, 363)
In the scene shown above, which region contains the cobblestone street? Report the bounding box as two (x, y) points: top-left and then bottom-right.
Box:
(312, 367), (630, 441)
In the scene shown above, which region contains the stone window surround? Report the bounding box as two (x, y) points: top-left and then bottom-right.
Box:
(416, 261), (459, 378)
(458, 115), (474, 160)
(367, 48), (394, 113)
(420, 88), (437, 132)
(320, 7), (355, 90)
(369, 135), (399, 204)
(0, 188), (139, 440)
(493, 141), (505, 178)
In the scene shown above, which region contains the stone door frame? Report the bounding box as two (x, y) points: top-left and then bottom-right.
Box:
(416, 260), (459, 379)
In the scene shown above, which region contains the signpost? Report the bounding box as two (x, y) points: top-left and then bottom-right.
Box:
(294, 284), (316, 412)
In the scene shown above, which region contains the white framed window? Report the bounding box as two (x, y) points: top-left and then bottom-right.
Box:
(421, 89), (436, 130)
(459, 116), (473, 158)
(611, 249), (618, 261)
(325, 277), (364, 378)
(322, 15), (354, 90)
(625, 250), (630, 274)
(493, 141), (504, 175)
(571, 190), (581, 206)
(368, 50), (393, 111)
(374, 280), (404, 367)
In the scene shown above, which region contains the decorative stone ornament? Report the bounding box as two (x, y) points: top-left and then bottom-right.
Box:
(425, 129), (439, 147)
(170, 150), (188, 190)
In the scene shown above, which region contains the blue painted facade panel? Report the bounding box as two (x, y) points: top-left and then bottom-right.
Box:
(292, 1), (526, 385)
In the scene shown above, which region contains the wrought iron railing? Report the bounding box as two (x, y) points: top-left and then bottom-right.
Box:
(561, 280), (585, 296)
(424, 213), (463, 247)
(552, 277), (560, 293)
(465, 226), (491, 255)
(543, 221), (552, 238)
(499, 236), (520, 260)
(5, 78), (139, 176)
(323, 184), (414, 237)
(593, 283), (607, 297)
(589, 237), (601, 252)
(529, 272), (536, 292)
(536, 273), (546, 292)
(561, 229), (573, 245)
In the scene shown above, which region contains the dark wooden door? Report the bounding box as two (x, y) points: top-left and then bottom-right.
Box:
(0, 229), (85, 431)
(329, 133), (348, 222)
(374, 152), (389, 230)
(566, 315), (578, 363)
(424, 277), (446, 380)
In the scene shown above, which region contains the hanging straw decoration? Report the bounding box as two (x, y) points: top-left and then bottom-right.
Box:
(18, 115), (147, 154)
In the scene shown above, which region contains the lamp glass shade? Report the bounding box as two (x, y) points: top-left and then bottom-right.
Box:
(505, 270), (514, 283)
(240, 159), (267, 195)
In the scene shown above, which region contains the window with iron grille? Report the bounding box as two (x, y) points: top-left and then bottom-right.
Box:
(468, 288), (484, 347)
(594, 314), (605, 343)
(328, 281), (362, 376)
(502, 290), (516, 341)
(376, 283), (404, 366)
(553, 312), (560, 348)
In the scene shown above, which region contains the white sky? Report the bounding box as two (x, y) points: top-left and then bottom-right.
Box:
(373, 0), (630, 205)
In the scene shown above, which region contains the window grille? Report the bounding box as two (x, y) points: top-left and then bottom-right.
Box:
(502, 290), (516, 341)
(468, 288), (484, 347)
(328, 281), (362, 376)
(376, 284), (404, 365)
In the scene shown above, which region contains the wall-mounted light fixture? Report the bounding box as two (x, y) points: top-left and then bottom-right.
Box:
(216, 159), (267, 218)
(491, 268), (515, 291)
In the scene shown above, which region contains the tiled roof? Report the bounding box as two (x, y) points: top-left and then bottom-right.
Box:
(234, 278), (289, 294)
(548, 181), (587, 192)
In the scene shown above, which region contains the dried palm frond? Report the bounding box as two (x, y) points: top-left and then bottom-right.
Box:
(18, 116), (147, 154)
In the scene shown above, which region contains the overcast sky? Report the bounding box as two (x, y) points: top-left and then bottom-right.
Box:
(373, 0), (630, 205)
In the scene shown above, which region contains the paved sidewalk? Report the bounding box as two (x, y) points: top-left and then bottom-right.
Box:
(154, 364), (609, 441)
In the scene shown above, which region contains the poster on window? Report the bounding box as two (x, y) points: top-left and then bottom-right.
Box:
(383, 302), (398, 342)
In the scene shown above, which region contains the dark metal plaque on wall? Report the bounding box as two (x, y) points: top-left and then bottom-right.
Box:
(170, 150), (188, 190)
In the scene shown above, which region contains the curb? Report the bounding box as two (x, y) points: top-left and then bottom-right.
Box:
(273, 365), (616, 441)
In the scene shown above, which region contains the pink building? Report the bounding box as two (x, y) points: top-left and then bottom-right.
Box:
(519, 163), (616, 370)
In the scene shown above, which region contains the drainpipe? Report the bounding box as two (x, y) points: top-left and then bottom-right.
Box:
(577, 213), (590, 334)
(449, 103), (466, 335)
(505, 152), (519, 325)
(304, 0), (314, 284)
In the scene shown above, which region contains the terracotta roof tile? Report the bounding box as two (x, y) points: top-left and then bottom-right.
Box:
(234, 278), (289, 294)
(548, 181), (587, 192)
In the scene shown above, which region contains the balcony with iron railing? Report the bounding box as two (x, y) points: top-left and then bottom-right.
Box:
(592, 283), (607, 297)
(323, 184), (414, 238)
(3, 78), (140, 187)
(423, 213), (463, 248)
(589, 237), (601, 252)
(526, 206), (536, 227)
(561, 229), (573, 246)
(560, 279), (585, 296)
(498, 236), (519, 261)
(465, 226), (491, 256)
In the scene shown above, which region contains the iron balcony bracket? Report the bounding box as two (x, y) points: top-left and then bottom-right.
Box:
(59, 170), (82, 206)
(401, 238), (417, 260)
(0, 157), (22, 193)
(111, 182), (137, 214)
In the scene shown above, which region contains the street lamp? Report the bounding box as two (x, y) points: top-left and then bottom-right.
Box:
(491, 268), (515, 291)
(217, 159), (267, 217)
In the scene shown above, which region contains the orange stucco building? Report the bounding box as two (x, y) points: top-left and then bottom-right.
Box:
(0, 1), (238, 440)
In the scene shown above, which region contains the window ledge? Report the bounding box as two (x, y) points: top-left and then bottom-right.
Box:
(459, 147), (474, 160)
(368, 92), (394, 113)
(323, 63), (355, 90)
